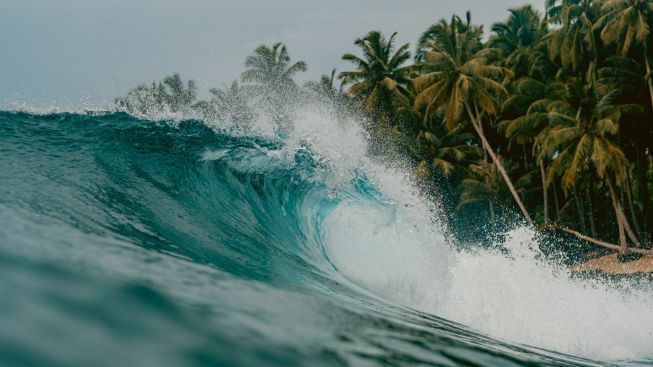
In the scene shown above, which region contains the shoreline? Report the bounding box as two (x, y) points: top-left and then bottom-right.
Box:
(572, 253), (653, 275)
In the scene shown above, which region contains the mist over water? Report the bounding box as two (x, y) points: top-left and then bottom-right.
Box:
(1, 99), (652, 366)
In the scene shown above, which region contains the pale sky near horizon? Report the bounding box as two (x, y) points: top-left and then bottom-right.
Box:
(0, 0), (541, 109)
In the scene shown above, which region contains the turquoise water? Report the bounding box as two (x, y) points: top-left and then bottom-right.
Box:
(0, 110), (650, 367)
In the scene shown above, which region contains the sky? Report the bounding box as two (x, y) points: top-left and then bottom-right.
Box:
(0, 0), (540, 109)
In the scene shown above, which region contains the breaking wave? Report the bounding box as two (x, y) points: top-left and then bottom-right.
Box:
(0, 105), (651, 367)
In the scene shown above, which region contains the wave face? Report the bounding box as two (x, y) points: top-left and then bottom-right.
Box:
(1, 108), (652, 367)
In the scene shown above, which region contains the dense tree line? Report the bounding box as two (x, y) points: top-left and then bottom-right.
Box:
(337, 0), (653, 256)
(117, 0), (653, 257)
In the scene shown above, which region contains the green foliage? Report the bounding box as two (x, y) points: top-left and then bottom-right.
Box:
(596, 0), (653, 57)
(412, 13), (509, 130)
(336, 2), (653, 249)
(339, 31), (412, 124)
(490, 5), (547, 76)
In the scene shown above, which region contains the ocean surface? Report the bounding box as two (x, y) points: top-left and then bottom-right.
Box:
(0, 107), (652, 367)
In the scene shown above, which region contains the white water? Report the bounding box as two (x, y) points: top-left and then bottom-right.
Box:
(443, 229), (653, 360)
(325, 186), (653, 361)
(281, 104), (653, 362)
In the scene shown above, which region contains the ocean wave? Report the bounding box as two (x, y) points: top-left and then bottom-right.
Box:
(0, 107), (650, 366)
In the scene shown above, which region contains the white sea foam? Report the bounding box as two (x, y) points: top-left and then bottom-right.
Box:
(284, 103), (653, 362)
(325, 177), (653, 361)
(4, 100), (117, 116)
(444, 229), (653, 359)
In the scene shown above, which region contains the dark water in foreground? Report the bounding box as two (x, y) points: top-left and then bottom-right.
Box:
(0, 110), (650, 367)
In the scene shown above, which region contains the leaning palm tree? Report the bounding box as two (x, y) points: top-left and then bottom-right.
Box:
(537, 78), (642, 251)
(598, 55), (652, 237)
(241, 42), (307, 127)
(413, 14), (534, 226)
(339, 31), (412, 122)
(595, 0), (653, 111)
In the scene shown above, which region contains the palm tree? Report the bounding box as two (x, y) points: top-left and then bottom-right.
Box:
(241, 42), (307, 127)
(499, 77), (566, 224)
(546, 0), (602, 78)
(242, 42), (307, 93)
(545, 0), (601, 22)
(490, 5), (547, 77)
(305, 69), (348, 105)
(115, 82), (165, 114)
(598, 55), (653, 238)
(115, 73), (197, 114)
(339, 31), (412, 122)
(413, 14), (534, 226)
(536, 78), (640, 251)
(596, 0), (653, 112)
(417, 124), (482, 180)
(207, 80), (255, 128)
(161, 73), (197, 112)
(546, 0), (579, 19)
(416, 12), (481, 62)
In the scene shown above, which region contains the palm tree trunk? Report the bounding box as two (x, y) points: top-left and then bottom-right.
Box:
(616, 183), (641, 246)
(621, 210), (641, 246)
(551, 224), (650, 254)
(465, 103), (534, 226)
(635, 144), (649, 237)
(645, 51), (653, 114)
(608, 180), (628, 253)
(540, 160), (549, 225)
(553, 180), (561, 221)
(618, 199), (641, 247)
(559, 193), (574, 218)
(646, 154), (653, 241)
(573, 190), (587, 235)
(624, 177), (642, 242)
(585, 189), (597, 239)
(636, 145), (649, 238)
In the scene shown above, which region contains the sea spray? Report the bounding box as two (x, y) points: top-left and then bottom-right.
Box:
(283, 105), (653, 362)
(441, 228), (653, 360)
